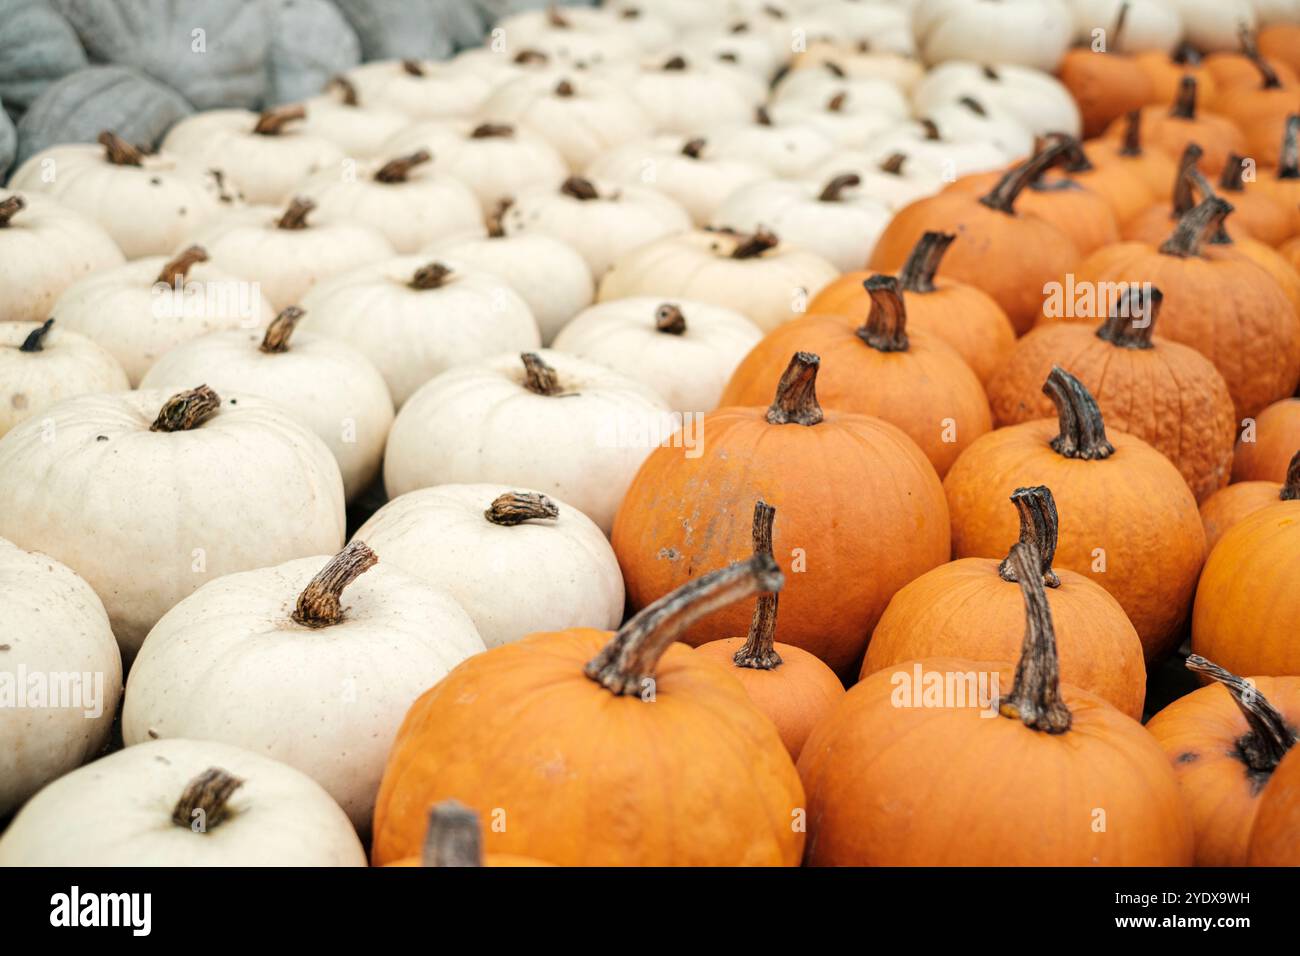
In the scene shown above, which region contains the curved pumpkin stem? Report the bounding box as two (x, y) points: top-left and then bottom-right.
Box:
(259, 306), (305, 353)
(156, 246), (208, 287)
(409, 262), (453, 290)
(585, 553), (784, 696)
(1278, 115), (1299, 181)
(276, 197), (315, 231)
(1170, 75), (1198, 120)
(401, 59), (426, 77)
(471, 123), (513, 139)
(730, 228), (779, 259)
(857, 275), (909, 352)
(897, 231), (954, 294)
(1096, 285), (1161, 349)
(421, 801), (484, 867)
(98, 130), (144, 167)
(998, 541), (1073, 734)
(0, 194), (25, 227)
(655, 303), (687, 335)
(329, 74), (359, 106)
(1118, 110), (1144, 157)
(19, 318), (55, 353)
(520, 352), (562, 396)
(292, 541), (378, 628)
(766, 352), (824, 426)
(978, 138), (1073, 214)
(1043, 366), (1115, 460)
(1169, 143), (1206, 216)
(818, 173), (860, 202)
(997, 486), (1061, 589)
(484, 491), (559, 526)
(1159, 196), (1233, 259)
(1185, 655), (1297, 774)
(733, 501), (782, 670)
(151, 385), (221, 433)
(681, 137), (706, 159)
(486, 199), (512, 238)
(374, 150), (431, 183)
(253, 104), (305, 135)
(172, 767), (244, 830)
(560, 176), (600, 201)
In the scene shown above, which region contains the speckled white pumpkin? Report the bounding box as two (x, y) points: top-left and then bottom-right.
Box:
(0, 320), (128, 438)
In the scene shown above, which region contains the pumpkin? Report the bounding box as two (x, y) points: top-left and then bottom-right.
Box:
(1203, 39), (1299, 93)
(912, 0), (1075, 72)
(1101, 76), (1247, 175)
(370, 550), (805, 866)
(787, 42), (923, 91)
(9, 132), (226, 259)
(867, 138), (1083, 335)
(804, 150), (945, 213)
(721, 275), (991, 477)
(162, 106), (346, 206)
(1085, 108), (1180, 194)
(1147, 654), (1300, 865)
(863, 120), (1012, 178)
(0, 739), (365, 866)
(1203, 450), (1300, 550)
(1256, 114), (1300, 233)
(771, 66), (911, 121)
(703, 108), (836, 178)
(1038, 135), (1159, 228)
(299, 257), (540, 408)
(297, 76), (410, 159)
(1193, 500), (1300, 675)
(1135, 44), (1223, 105)
(343, 58), (490, 120)
(1216, 153), (1299, 247)
(991, 286), (1236, 501)
(1120, 142), (1249, 243)
(381, 119), (569, 214)
(1059, 2), (1159, 137)
(189, 197), (395, 309)
(912, 61), (1083, 138)
(0, 319), (128, 438)
(914, 96), (1037, 160)
(766, 86), (902, 149)
(354, 485), (624, 650)
(0, 385), (345, 661)
(0, 0), (87, 116)
(681, 23), (783, 84)
(1233, 397), (1300, 482)
(1260, 22), (1300, 76)
(808, 232), (1016, 386)
(386, 800), (552, 867)
(552, 296), (761, 412)
(1210, 45), (1300, 169)
(295, 149), (484, 254)
(0, 535), (121, 819)
(1248, 745), (1300, 864)
(694, 500), (845, 760)
(499, 175), (691, 279)
(798, 539), (1194, 866)
(52, 246), (275, 386)
(1069, 0), (1184, 54)
(864, 485), (1146, 718)
(138, 307), (394, 502)
(945, 366), (1206, 662)
(613, 352), (950, 675)
(492, 5), (643, 68)
(13, 65), (192, 168)
(385, 350), (670, 534)
(622, 53), (760, 135)
(123, 541), (485, 831)
(265, 0), (361, 107)
(1171, 0), (1259, 52)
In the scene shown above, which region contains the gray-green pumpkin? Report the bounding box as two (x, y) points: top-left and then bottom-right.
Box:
(265, 0), (362, 106)
(332, 0), (485, 61)
(0, 0), (89, 119)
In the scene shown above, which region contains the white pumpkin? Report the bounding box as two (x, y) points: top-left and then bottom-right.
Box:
(1169, 0), (1257, 51)
(380, 119), (569, 213)
(51, 246), (275, 386)
(0, 191), (124, 325)
(917, 98), (1037, 160)
(704, 111), (837, 177)
(770, 71), (911, 119)
(789, 43), (926, 91)
(805, 150), (947, 210)
(500, 176), (691, 278)
(598, 228), (840, 332)
(384, 350), (671, 533)
(0, 386), (345, 661)
(1251, 0), (1300, 26)
(8, 133), (227, 259)
(796, 1), (917, 55)
(139, 308), (394, 502)
(552, 296), (762, 412)
(584, 135), (771, 226)
(298, 76), (412, 159)
(0, 738), (365, 866)
(620, 53), (761, 134)
(767, 86), (906, 147)
(354, 484), (623, 649)
(123, 542), (484, 831)
(0, 320), (128, 438)
(609, 0), (721, 33)
(1069, 0), (1184, 53)
(711, 173), (892, 272)
(299, 256), (540, 407)
(912, 62), (1083, 139)
(343, 58), (491, 119)
(188, 197), (395, 308)
(0, 536), (121, 819)
(680, 25), (783, 81)
(294, 150), (484, 253)
(864, 121), (1014, 178)
(162, 105), (346, 205)
(493, 5), (644, 67)
(479, 73), (654, 171)
(914, 0), (1075, 72)
(446, 46), (567, 89)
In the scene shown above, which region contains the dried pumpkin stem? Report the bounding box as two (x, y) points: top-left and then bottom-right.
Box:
(560, 176), (600, 201)
(1244, 41), (1283, 90)
(1279, 451), (1300, 501)
(409, 262), (452, 290)
(898, 231), (954, 294)
(484, 491), (559, 526)
(486, 199), (511, 238)
(827, 91), (848, 112)
(957, 95), (986, 116)
(471, 123), (513, 139)
(997, 486), (1061, 588)
(818, 172), (860, 202)
(879, 153), (907, 175)
(155, 245), (208, 286)
(681, 137), (706, 159)
(171, 767), (244, 830)
(1185, 655), (1297, 773)
(292, 541), (378, 628)
(1097, 285), (1161, 349)
(730, 228), (779, 259)
(329, 74), (359, 106)
(585, 553), (784, 695)
(1170, 76), (1198, 120)
(979, 138), (1073, 214)
(1159, 196), (1233, 258)
(655, 303), (687, 335)
(1043, 366), (1115, 460)
(554, 78), (576, 97)
(260, 306), (305, 353)
(253, 104), (306, 135)
(755, 105), (772, 126)
(150, 385), (221, 433)
(1279, 115), (1299, 180)
(998, 541), (1072, 733)
(1111, 1), (1131, 50)
(662, 54), (688, 71)
(766, 351), (824, 426)
(0, 195), (24, 227)
(98, 130), (144, 166)
(514, 48), (549, 65)
(734, 501), (782, 670)
(374, 150), (431, 183)
(421, 801), (484, 867)
(1170, 143), (1206, 216)
(276, 197), (315, 230)
(858, 275), (910, 352)
(546, 3), (569, 28)
(19, 318), (55, 352)
(1219, 153), (1248, 192)
(1119, 109), (1143, 157)
(401, 59), (425, 77)
(521, 352), (562, 396)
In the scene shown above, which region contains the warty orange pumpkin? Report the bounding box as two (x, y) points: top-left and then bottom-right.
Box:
(1047, 134), (1161, 227)
(1247, 745), (1300, 865)
(1232, 397), (1300, 483)
(1058, 3), (1157, 138)
(1122, 143), (1251, 245)
(1202, 450), (1300, 551)
(385, 801), (552, 867)
(1214, 52), (1300, 198)
(1102, 76), (1246, 176)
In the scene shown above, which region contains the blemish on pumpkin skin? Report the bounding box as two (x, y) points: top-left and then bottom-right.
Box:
(657, 547), (681, 560)
(1176, 751), (1199, 763)
(10, 393), (27, 410)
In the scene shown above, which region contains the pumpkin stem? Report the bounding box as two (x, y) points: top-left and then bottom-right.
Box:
(733, 500), (783, 670)
(260, 306), (305, 353)
(484, 491), (559, 526)
(1097, 285), (1161, 349)
(329, 74), (359, 106)
(857, 275), (909, 352)
(560, 176), (600, 201)
(291, 540), (378, 628)
(957, 95), (987, 117)
(276, 197), (315, 231)
(486, 199), (511, 238)
(979, 138), (1073, 214)
(1279, 115), (1299, 180)
(0, 194), (25, 227)
(755, 105), (772, 126)
(897, 231), (954, 294)
(824, 60), (846, 77)
(998, 541), (1073, 733)
(514, 48), (549, 65)
(1159, 195), (1233, 258)
(171, 767), (244, 830)
(730, 228), (779, 259)
(655, 303), (687, 335)
(401, 59), (425, 77)
(19, 318), (55, 352)
(521, 352), (562, 396)
(662, 54), (688, 71)
(1219, 154), (1249, 192)
(150, 385), (220, 433)
(586, 552), (784, 695)
(826, 91), (848, 113)
(546, 3), (569, 28)
(471, 122), (513, 139)
(1280, 451), (1300, 501)
(879, 153), (907, 176)
(1169, 142), (1206, 216)
(1110, 1), (1131, 51)
(1172, 42), (1203, 66)
(1240, 28), (1283, 90)
(421, 801), (484, 867)
(1118, 109), (1143, 157)
(818, 172), (860, 202)
(554, 78), (576, 98)
(766, 352), (825, 426)
(681, 137), (706, 159)
(1170, 76), (1198, 120)
(374, 149), (431, 183)
(155, 245), (209, 287)
(98, 130), (144, 166)
(409, 262), (453, 290)
(1043, 366), (1115, 460)
(997, 486), (1061, 588)
(1185, 655), (1297, 774)
(253, 104), (306, 135)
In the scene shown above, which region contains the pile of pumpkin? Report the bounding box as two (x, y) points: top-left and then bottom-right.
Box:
(2, 0), (1300, 868)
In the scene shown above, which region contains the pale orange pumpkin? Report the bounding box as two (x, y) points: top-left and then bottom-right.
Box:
(1232, 397), (1300, 482)
(1102, 76), (1246, 175)
(1085, 110), (1180, 196)
(1255, 115), (1300, 243)
(1215, 153), (1298, 248)
(1203, 451), (1300, 552)
(1058, 3), (1156, 138)
(1248, 746), (1300, 865)
(1135, 45), (1220, 108)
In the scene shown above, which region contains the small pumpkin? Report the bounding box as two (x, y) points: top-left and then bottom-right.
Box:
(766, 85), (903, 149)
(1216, 152), (1299, 248)
(1171, 0), (1259, 53)
(912, 0), (1075, 72)
(1255, 114), (1300, 234)
(804, 150), (945, 213)
(1232, 397), (1300, 482)
(1069, 0), (1182, 51)
(912, 60), (1082, 138)
(1203, 450), (1300, 550)
(343, 58), (490, 119)
(703, 107), (836, 178)
(297, 76), (409, 159)
(1134, 43), (1222, 105)
(623, 52), (759, 135)
(1120, 142), (1250, 243)
(1084, 108), (1180, 195)
(0, 319), (128, 438)
(386, 801), (552, 867)
(1102, 75), (1246, 175)
(1248, 745), (1300, 864)
(1061, 7), (1158, 139)
(1210, 41), (1300, 164)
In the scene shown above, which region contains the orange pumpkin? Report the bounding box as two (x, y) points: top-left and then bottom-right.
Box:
(990, 286), (1235, 502)
(720, 275), (991, 477)
(1204, 46), (1299, 95)
(612, 352), (950, 676)
(867, 138), (1082, 335)
(1283, 235), (1300, 272)
(1147, 656), (1300, 867)
(1123, 143), (1252, 244)
(1248, 746), (1300, 865)
(1086, 110), (1180, 196)
(1135, 45), (1220, 107)
(798, 540), (1194, 866)
(807, 231), (1016, 385)
(1102, 76), (1246, 176)
(1051, 137), (1161, 227)
(385, 801), (552, 867)
(1211, 52), (1300, 180)
(694, 501), (845, 761)
(1058, 4), (1156, 138)
(945, 366), (1206, 663)
(371, 553), (806, 866)
(1203, 450), (1300, 552)
(1255, 115), (1300, 240)
(863, 485), (1146, 719)
(1193, 500), (1300, 676)
(1259, 23), (1300, 78)
(1215, 153), (1298, 247)
(1233, 397), (1300, 482)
